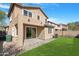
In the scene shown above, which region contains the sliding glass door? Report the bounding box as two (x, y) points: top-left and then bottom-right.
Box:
(31, 28), (36, 38)
(26, 27), (31, 39)
(26, 27), (36, 39)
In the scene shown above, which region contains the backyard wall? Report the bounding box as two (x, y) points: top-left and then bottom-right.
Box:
(55, 31), (79, 37)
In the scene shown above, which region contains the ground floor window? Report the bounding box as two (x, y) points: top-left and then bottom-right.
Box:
(48, 27), (52, 34)
(55, 29), (58, 31)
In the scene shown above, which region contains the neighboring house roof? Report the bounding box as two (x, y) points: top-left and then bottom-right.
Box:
(8, 3), (48, 19)
(59, 24), (68, 26)
(47, 21), (59, 25)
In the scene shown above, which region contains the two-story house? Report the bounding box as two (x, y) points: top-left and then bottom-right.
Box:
(7, 3), (54, 47)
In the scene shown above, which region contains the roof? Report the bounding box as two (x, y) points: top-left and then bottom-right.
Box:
(59, 24), (68, 26)
(8, 3), (48, 19)
(47, 21), (58, 25)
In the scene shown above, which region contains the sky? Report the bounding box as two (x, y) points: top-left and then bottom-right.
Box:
(0, 3), (79, 24)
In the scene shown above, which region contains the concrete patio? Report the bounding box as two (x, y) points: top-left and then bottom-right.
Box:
(23, 38), (55, 51)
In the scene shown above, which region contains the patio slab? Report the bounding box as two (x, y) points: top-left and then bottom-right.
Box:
(23, 38), (55, 51)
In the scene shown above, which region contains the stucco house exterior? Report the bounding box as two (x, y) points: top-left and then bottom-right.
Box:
(47, 21), (62, 31)
(73, 24), (79, 30)
(7, 3), (54, 47)
(59, 24), (68, 31)
(54, 24), (68, 31)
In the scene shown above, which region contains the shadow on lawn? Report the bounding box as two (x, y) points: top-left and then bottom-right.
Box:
(74, 34), (79, 46)
(73, 37), (79, 46)
(70, 37), (79, 55)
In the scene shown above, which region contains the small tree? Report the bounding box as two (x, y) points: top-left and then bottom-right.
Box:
(67, 22), (76, 30)
(0, 11), (6, 31)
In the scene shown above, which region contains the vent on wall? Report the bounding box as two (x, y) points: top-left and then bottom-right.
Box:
(28, 19), (30, 22)
(41, 22), (42, 24)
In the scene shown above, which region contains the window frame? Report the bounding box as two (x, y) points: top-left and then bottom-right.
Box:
(29, 12), (32, 17)
(23, 10), (28, 16)
(37, 15), (40, 20)
(22, 9), (32, 17)
(10, 17), (12, 22)
(48, 27), (52, 34)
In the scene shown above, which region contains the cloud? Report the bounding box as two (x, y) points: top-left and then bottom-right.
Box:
(0, 4), (9, 9)
(23, 3), (59, 8)
(47, 17), (62, 24)
(5, 12), (8, 15)
(48, 17), (58, 23)
(48, 17), (69, 24)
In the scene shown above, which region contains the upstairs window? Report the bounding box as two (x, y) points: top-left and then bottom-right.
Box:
(24, 10), (28, 16)
(55, 29), (58, 31)
(45, 19), (47, 23)
(23, 10), (32, 17)
(29, 12), (32, 17)
(37, 15), (40, 20)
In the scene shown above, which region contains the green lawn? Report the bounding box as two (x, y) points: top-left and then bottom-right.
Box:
(18, 37), (79, 56)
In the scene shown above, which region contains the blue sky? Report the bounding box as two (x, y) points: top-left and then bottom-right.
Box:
(0, 3), (79, 24)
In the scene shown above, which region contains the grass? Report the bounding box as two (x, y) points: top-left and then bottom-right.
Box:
(18, 37), (79, 56)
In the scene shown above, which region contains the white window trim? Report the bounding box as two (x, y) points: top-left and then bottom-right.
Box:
(48, 27), (52, 34)
(22, 9), (24, 15)
(10, 17), (12, 22)
(22, 9), (32, 16)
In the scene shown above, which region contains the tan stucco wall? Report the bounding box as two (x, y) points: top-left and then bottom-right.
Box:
(37, 26), (45, 39)
(44, 27), (54, 39)
(8, 5), (23, 46)
(20, 8), (47, 27)
(8, 5), (20, 35)
(23, 8), (47, 25)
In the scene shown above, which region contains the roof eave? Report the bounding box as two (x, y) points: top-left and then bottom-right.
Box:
(8, 3), (48, 19)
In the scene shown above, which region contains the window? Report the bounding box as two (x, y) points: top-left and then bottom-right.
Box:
(15, 24), (18, 35)
(55, 29), (58, 31)
(23, 10), (32, 17)
(26, 27), (36, 39)
(29, 12), (32, 17)
(37, 15), (40, 20)
(48, 27), (52, 34)
(45, 20), (47, 23)
(24, 10), (28, 16)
